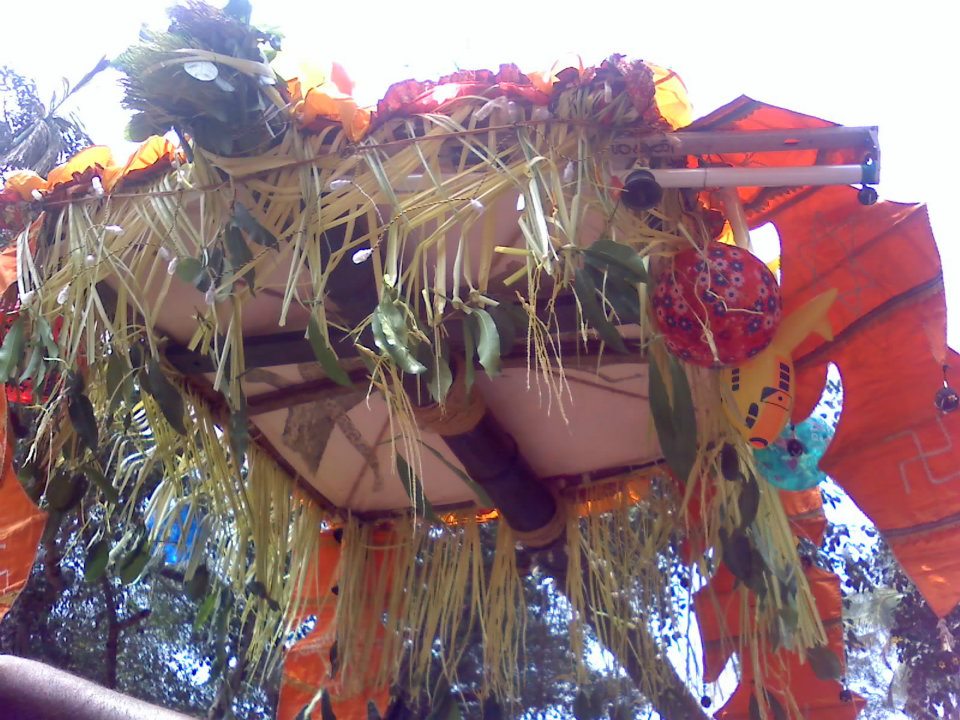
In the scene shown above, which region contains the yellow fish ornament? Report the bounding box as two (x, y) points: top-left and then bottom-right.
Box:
(721, 289), (838, 448)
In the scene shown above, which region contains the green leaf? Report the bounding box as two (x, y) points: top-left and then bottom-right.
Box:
(225, 224), (256, 292)
(488, 304), (524, 355)
(0, 317), (25, 383)
(106, 351), (133, 414)
(175, 257), (209, 291)
(35, 317), (59, 358)
(228, 399), (249, 465)
(738, 474), (760, 529)
(573, 268), (628, 354)
(320, 690), (337, 720)
(186, 564), (210, 601)
(371, 300), (426, 375)
(126, 113), (159, 143)
(246, 579), (281, 612)
(396, 452), (439, 522)
(308, 315), (353, 387)
(45, 471), (86, 512)
(462, 317), (476, 394)
(482, 700), (503, 720)
(808, 644), (843, 680)
(233, 203), (278, 249)
(83, 539), (111, 584)
(584, 238), (648, 283)
(586, 266), (640, 325)
(84, 463), (120, 504)
(18, 344), (41, 385)
(67, 393), (98, 453)
(720, 443), (741, 481)
(573, 689), (597, 720)
(194, 592), (217, 631)
(418, 441), (494, 508)
(472, 308), (502, 378)
(141, 359), (186, 435)
(427, 349), (453, 402)
(722, 530), (754, 585)
(118, 540), (151, 585)
(648, 353), (698, 481)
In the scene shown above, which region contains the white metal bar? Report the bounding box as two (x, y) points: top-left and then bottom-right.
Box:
(609, 126), (879, 158)
(649, 164), (867, 189)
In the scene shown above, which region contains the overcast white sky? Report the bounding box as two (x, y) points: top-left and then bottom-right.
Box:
(2, 0), (956, 343)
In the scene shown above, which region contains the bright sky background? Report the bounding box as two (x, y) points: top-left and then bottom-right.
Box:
(1, 0), (956, 344)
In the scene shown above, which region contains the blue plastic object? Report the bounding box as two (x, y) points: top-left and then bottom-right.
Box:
(754, 416), (834, 491)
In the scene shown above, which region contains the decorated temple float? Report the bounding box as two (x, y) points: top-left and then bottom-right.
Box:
(1, 4), (959, 718)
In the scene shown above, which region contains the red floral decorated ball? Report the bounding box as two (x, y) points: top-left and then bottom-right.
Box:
(651, 242), (782, 367)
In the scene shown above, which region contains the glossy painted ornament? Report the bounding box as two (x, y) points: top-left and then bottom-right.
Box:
(722, 289), (837, 448)
(651, 242), (782, 367)
(755, 416), (834, 491)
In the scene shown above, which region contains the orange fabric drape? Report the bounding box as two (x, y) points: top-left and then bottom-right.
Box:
(715, 624), (865, 720)
(695, 565), (842, 685)
(0, 394), (47, 620)
(277, 529), (392, 720)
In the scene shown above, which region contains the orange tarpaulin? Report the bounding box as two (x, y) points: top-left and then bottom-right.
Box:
(773, 188), (960, 618)
(695, 98), (960, 620)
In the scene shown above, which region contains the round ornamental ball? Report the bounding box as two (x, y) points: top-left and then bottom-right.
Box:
(651, 242), (782, 367)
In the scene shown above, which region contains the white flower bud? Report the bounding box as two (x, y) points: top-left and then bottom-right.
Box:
(563, 162), (576, 183)
(19, 289), (35, 306)
(91, 177), (104, 197)
(516, 194), (526, 212)
(85, 254), (96, 267)
(57, 285), (70, 305)
(167, 257), (180, 275)
(204, 287), (216, 306)
(157, 246), (172, 261)
(470, 198), (485, 213)
(103, 225), (123, 235)
(352, 248), (373, 264)
(30, 189), (43, 202)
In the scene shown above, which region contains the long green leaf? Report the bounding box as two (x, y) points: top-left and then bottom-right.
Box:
(118, 540), (151, 585)
(472, 308), (501, 378)
(0, 317), (25, 382)
(307, 315), (352, 387)
(233, 202), (278, 249)
(142, 359), (186, 435)
(396, 452), (439, 522)
(419, 441), (494, 508)
(573, 268), (628, 354)
(584, 238), (648, 283)
(68, 393), (99, 453)
(225, 224), (256, 292)
(462, 317), (476, 393)
(427, 349), (453, 402)
(648, 354), (696, 481)
(372, 301), (426, 375)
(83, 539), (111, 584)
(84, 463), (120, 504)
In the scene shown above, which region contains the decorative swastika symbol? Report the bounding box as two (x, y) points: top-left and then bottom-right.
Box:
(885, 414), (960, 495)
